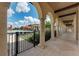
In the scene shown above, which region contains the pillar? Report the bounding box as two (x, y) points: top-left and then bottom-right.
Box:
(49, 13), (55, 40)
(58, 20), (61, 35)
(73, 15), (77, 41)
(76, 6), (79, 44)
(38, 18), (46, 49)
(51, 17), (55, 39)
(55, 17), (59, 37)
(59, 20), (62, 36)
(0, 3), (8, 56)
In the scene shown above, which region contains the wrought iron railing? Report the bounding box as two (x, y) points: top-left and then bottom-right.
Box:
(7, 30), (36, 56)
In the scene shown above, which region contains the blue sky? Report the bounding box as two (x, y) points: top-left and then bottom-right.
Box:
(7, 2), (40, 28)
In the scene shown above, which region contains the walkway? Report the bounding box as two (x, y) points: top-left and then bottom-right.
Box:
(18, 32), (79, 56)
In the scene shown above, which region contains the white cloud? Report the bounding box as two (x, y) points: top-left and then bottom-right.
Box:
(8, 22), (13, 25)
(14, 20), (26, 27)
(7, 16), (40, 28)
(24, 16), (34, 24)
(19, 20), (25, 24)
(8, 21), (20, 28)
(16, 2), (30, 13)
(34, 18), (40, 24)
(15, 22), (18, 25)
(15, 21), (23, 28)
(7, 8), (15, 17)
(24, 16), (40, 25)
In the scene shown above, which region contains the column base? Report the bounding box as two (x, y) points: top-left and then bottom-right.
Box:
(38, 43), (46, 49)
(51, 36), (54, 40)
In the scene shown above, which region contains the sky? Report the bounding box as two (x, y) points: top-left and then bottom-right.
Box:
(7, 2), (40, 28)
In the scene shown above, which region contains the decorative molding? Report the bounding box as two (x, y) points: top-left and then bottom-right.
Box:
(59, 12), (76, 18)
(63, 20), (73, 23)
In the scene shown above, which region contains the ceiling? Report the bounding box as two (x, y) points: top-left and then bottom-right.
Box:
(48, 2), (78, 17)
(38, 2), (78, 26)
(47, 2), (78, 27)
(48, 2), (77, 11)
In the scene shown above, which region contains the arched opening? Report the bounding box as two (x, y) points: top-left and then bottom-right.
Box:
(45, 14), (51, 41)
(7, 2), (40, 30)
(47, 12), (55, 40)
(7, 2), (41, 56)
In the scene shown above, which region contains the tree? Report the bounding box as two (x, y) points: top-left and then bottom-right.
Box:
(45, 21), (51, 28)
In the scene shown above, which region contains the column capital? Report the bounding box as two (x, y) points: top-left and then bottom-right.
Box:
(40, 17), (46, 21)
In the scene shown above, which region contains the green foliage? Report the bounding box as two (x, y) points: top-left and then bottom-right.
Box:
(20, 20), (51, 46)
(45, 21), (51, 28)
(23, 30), (51, 45)
(27, 32), (40, 45)
(45, 29), (51, 41)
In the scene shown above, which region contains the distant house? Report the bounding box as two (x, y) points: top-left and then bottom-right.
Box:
(23, 25), (32, 30)
(22, 24), (40, 31)
(7, 24), (40, 31)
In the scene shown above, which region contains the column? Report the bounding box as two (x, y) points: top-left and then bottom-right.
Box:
(76, 6), (79, 44)
(59, 21), (62, 35)
(58, 20), (61, 35)
(73, 15), (77, 40)
(38, 18), (46, 49)
(0, 3), (8, 56)
(48, 12), (54, 40)
(51, 17), (54, 39)
(55, 17), (59, 37)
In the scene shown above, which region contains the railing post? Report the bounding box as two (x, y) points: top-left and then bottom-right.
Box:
(15, 32), (19, 56)
(33, 30), (36, 47)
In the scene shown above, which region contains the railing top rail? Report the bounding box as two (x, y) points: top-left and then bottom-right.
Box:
(7, 30), (33, 34)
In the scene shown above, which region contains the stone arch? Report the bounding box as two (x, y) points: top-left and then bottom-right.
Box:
(47, 11), (55, 39)
(6, 2), (44, 47)
(0, 2), (43, 55)
(32, 2), (43, 19)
